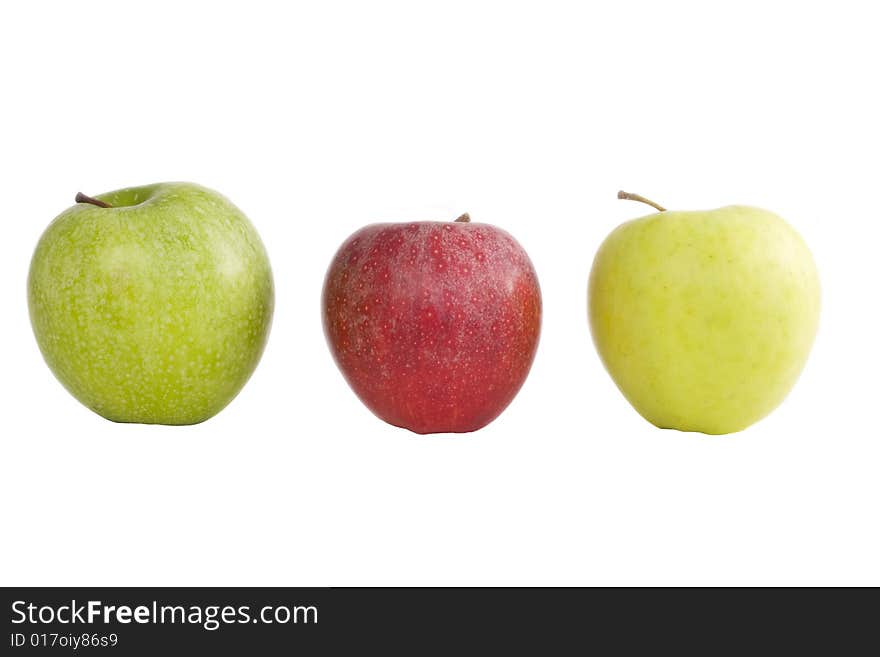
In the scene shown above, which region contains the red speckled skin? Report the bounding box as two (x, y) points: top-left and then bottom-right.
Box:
(322, 220), (541, 434)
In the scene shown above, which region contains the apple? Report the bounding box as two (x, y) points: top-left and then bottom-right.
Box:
(588, 191), (820, 434)
(323, 213), (541, 434)
(28, 182), (274, 425)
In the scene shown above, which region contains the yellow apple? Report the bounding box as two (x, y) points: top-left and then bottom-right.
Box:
(588, 192), (820, 434)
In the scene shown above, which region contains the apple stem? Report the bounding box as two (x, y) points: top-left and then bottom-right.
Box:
(75, 192), (112, 208)
(617, 190), (666, 212)
(454, 213), (471, 223)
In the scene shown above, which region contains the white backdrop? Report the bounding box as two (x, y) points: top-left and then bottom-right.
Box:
(1, 1), (877, 586)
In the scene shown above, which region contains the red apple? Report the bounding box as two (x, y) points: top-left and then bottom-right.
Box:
(322, 213), (541, 434)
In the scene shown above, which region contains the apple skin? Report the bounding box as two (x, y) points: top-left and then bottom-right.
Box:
(589, 204), (820, 434)
(323, 218), (541, 434)
(28, 182), (274, 425)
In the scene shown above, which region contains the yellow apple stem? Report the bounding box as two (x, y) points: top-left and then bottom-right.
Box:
(617, 190), (666, 212)
(454, 213), (471, 223)
(75, 192), (112, 208)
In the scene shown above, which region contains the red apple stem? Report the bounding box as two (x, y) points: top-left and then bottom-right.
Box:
(617, 190), (666, 212)
(454, 213), (471, 223)
(75, 192), (112, 208)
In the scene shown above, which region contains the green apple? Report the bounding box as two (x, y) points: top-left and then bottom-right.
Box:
(589, 191), (820, 434)
(28, 182), (274, 425)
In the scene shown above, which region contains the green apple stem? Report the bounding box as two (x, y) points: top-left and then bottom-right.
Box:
(455, 213), (471, 223)
(617, 190), (666, 212)
(75, 192), (112, 209)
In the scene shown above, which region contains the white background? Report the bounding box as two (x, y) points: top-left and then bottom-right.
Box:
(1, 1), (877, 586)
